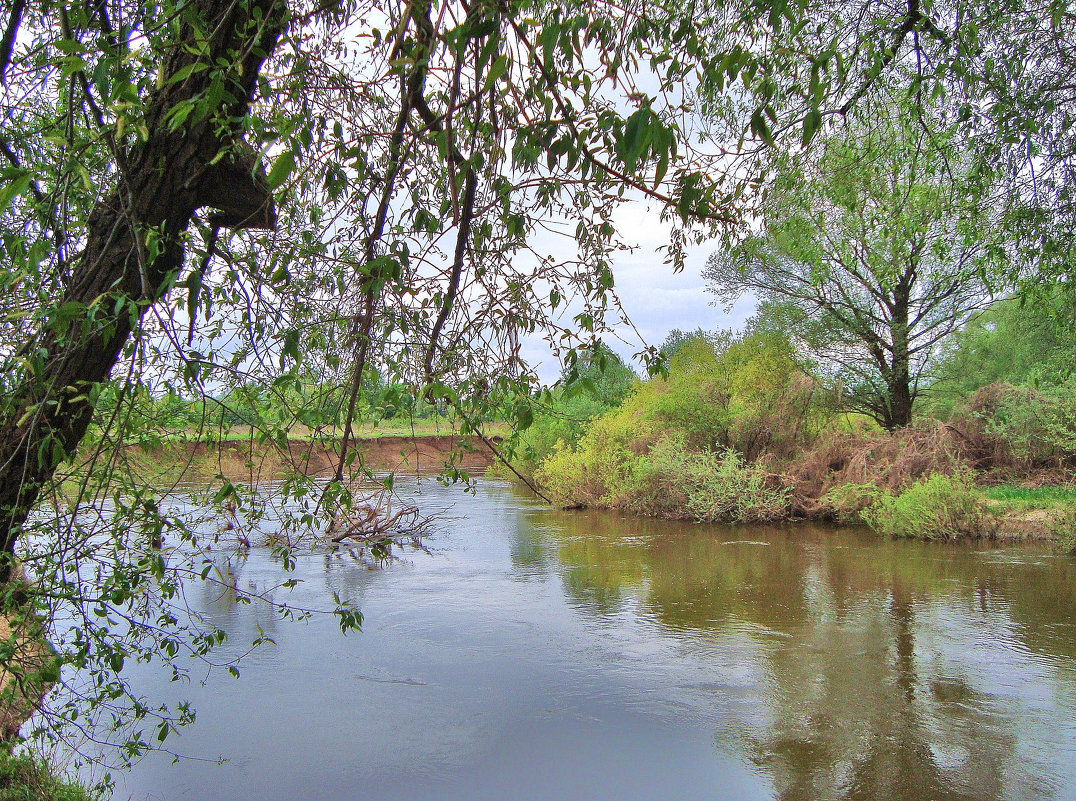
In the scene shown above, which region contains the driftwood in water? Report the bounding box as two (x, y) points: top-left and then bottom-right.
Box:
(326, 489), (434, 543)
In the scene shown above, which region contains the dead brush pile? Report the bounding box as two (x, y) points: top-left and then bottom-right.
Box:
(788, 421), (982, 517)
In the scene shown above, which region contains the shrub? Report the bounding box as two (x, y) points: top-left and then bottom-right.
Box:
(953, 380), (1076, 468)
(924, 293), (1076, 419)
(863, 472), (998, 540)
(534, 403), (655, 510)
(646, 330), (822, 459)
(788, 420), (974, 504)
(512, 347), (639, 475)
(648, 442), (791, 523)
(819, 482), (887, 524)
(537, 432), (790, 524)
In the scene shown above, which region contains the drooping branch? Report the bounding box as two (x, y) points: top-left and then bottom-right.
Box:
(0, 0), (25, 85)
(0, 0), (288, 583)
(333, 0), (435, 484)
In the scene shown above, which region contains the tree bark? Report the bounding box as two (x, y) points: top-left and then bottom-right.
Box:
(0, 0), (287, 583)
(885, 285), (914, 430)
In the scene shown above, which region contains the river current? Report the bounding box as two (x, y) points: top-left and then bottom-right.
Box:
(96, 477), (1075, 801)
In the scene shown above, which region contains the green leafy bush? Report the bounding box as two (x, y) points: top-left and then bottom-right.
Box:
(925, 294), (1076, 419)
(863, 472), (998, 540)
(537, 427), (790, 523)
(0, 746), (94, 801)
(535, 331), (819, 518)
(644, 330), (820, 459)
(647, 442), (791, 523)
(952, 379), (1076, 468)
(511, 346), (639, 474)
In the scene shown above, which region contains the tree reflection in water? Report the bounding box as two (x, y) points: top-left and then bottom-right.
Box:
(539, 508), (1076, 801)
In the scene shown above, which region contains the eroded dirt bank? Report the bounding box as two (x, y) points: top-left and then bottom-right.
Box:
(125, 434), (498, 483)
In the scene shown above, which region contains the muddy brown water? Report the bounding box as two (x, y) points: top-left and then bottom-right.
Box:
(81, 478), (1075, 800)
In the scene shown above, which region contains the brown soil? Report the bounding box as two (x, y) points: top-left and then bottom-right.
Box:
(0, 610), (52, 741)
(130, 434), (498, 484)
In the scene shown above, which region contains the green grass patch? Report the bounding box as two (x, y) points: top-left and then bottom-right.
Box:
(979, 484), (1076, 511)
(0, 746), (94, 801)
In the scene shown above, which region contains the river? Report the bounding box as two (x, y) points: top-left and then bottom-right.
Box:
(92, 477), (1075, 801)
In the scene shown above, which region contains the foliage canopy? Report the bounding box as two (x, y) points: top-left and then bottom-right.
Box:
(706, 109), (1004, 428)
(0, 0), (1072, 777)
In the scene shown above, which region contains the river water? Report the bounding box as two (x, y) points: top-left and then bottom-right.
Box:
(99, 477), (1075, 801)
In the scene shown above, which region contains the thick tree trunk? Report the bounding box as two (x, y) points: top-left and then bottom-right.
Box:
(885, 287), (914, 430)
(886, 373), (914, 430)
(0, 0), (286, 583)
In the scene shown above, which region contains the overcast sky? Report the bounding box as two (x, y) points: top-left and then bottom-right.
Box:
(521, 199), (757, 384)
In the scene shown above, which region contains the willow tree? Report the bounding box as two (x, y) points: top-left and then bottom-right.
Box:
(694, 0), (1075, 286)
(706, 111), (1005, 429)
(0, 0), (759, 761)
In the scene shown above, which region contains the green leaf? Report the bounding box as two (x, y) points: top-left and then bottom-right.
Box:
(750, 109), (775, 146)
(167, 62), (208, 85)
(516, 404), (534, 430)
(0, 171), (33, 210)
(802, 109), (822, 147)
(266, 151), (297, 190)
(482, 54), (509, 93)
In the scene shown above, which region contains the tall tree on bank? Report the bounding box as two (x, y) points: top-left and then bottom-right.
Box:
(695, 0), (1075, 287)
(705, 110), (1005, 429)
(0, 0), (286, 585)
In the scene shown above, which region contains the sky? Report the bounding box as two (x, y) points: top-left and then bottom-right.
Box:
(520, 199), (757, 384)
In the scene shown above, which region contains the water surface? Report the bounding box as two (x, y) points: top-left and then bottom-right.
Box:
(101, 478), (1076, 801)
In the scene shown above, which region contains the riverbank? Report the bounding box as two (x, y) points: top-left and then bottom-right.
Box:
(529, 422), (1076, 548)
(87, 432), (501, 488)
(0, 595), (90, 800)
(0, 577), (59, 742)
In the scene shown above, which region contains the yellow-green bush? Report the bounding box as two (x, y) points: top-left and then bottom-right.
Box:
(534, 402), (660, 511)
(510, 347), (639, 476)
(535, 330), (823, 519)
(638, 331), (820, 459)
(863, 472), (998, 540)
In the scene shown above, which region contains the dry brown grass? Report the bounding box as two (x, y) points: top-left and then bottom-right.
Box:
(789, 420), (973, 505)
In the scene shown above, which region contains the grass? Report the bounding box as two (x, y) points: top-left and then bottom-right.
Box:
(60, 418), (510, 491)
(979, 484), (1076, 511)
(83, 418), (511, 448)
(976, 484), (1076, 547)
(0, 747), (94, 801)
(209, 418), (492, 441)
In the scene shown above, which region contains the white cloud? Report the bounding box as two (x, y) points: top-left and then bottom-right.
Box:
(522, 198), (757, 384)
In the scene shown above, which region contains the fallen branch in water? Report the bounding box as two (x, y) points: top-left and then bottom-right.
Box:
(325, 489), (437, 544)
